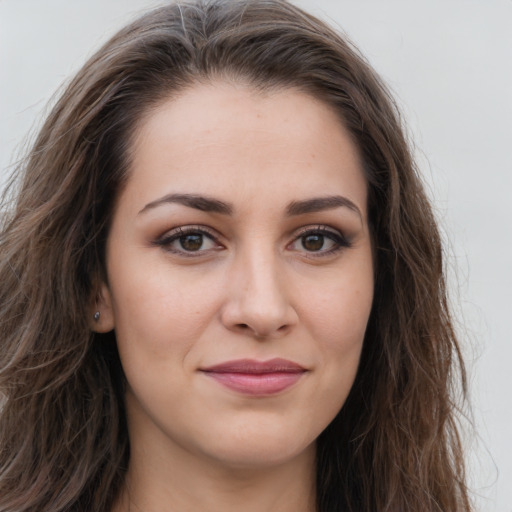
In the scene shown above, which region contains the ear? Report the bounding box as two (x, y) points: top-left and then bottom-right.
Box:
(89, 281), (115, 333)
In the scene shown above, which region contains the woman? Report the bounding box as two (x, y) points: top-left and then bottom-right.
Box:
(0, 0), (472, 510)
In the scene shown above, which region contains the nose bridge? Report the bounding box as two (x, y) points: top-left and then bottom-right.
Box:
(240, 242), (281, 303)
(222, 238), (296, 337)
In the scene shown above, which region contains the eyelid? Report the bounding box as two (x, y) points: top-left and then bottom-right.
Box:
(287, 225), (352, 256)
(153, 225), (224, 256)
(293, 224), (341, 237)
(151, 223), (351, 258)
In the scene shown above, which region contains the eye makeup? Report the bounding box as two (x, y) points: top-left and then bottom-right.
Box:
(152, 223), (352, 260)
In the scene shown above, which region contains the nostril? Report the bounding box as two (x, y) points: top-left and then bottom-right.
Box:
(233, 322), (290, 339)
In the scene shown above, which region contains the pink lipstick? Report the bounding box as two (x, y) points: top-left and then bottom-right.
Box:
(200, 358), (307, 396)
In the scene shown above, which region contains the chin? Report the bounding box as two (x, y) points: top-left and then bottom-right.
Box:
(196, 420), (317, 471)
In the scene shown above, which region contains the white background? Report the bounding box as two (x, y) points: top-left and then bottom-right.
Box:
(1, 1), (511, 510)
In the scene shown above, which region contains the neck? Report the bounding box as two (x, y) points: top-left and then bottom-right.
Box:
(112, 435), (316, 512)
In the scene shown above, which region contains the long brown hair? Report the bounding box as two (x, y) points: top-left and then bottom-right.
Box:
(0, 1), (471, 510)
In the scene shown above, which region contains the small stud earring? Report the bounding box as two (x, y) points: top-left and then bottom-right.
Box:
(93, 311), (100, 322)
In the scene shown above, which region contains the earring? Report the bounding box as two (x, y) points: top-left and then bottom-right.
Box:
(93, 311), (100, 322)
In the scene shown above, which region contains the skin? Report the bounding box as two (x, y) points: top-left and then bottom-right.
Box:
(96, 82), (374, 512)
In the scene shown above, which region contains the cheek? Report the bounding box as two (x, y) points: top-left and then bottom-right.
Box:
(289, 275), (372, 443)
(300, 256), (373, 398)
(108, 261), (224, 354)
(305, 262), (373, 347)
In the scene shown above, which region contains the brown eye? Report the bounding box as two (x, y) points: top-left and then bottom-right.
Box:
(301, 234), (325, 251)
(179, 234), (203, 251)
(288, 226), (350, 256)
(154, 227), (221, 255)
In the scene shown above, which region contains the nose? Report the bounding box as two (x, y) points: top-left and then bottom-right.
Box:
(219, 247), (298, 339)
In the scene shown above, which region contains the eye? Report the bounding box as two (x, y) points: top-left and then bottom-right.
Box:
(153, 226), (222, 256)
(288, 226), (351, 256)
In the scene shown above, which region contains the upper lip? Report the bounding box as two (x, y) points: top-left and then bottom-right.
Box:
(200, 358), (306, 374)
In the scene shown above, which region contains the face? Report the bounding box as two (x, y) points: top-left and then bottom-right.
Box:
(97, 82), (374, 472)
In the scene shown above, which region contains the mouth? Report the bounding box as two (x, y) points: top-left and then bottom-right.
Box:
(199, 358), (308, 396)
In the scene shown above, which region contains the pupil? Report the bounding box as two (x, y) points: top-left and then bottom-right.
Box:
(302, 234), (324, 251)
(180, 234), (203, 251)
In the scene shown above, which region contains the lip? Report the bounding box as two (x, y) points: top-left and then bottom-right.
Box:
(200, 358), (307, 396)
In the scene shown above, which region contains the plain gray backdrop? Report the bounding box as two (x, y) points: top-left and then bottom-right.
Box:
(1, 1), (511, 510)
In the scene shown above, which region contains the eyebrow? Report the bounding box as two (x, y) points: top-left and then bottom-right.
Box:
(138, 193), (233, 215)
(286, 195), (363, 220)
(138, 192), (362, 220)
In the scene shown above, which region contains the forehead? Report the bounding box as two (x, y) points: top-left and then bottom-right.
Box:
(123, 81), (367, 217)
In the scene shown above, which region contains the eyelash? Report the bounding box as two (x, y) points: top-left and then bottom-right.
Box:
(289, 225), (352, 257)
(153, 226), (222, 257)
(153, 225), (351, 258)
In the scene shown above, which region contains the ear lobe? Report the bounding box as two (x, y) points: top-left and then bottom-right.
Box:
(89, 281), (115, 333)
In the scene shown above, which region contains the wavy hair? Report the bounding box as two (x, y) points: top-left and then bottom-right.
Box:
(0, 1), (471, 510)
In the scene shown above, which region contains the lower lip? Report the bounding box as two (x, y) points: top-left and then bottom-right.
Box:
(202, 371), (305, 396)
